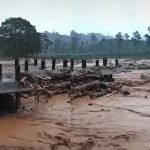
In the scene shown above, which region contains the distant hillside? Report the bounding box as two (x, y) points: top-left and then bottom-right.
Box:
(39, 31), (113, 55)
(39, 30), (150, 59)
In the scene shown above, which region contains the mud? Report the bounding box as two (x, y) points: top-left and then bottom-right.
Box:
(0, 59), (150, 149)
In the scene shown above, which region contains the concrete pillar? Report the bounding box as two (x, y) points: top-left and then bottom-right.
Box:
(71, 59), (74, 71)
(41, 59), (45, 70)
(15, 58), (19, 69)
(103, 58), (107, 67)
(15, 93), (21, 110)
(82, 60), (87, 69)
(0, 64), (2, 79)
(15, 65), (21, 111)
(63, 59), (68, 68)
(25, 59), (28, 72)
(96, 60), (99, 66)
(34, 58), (37, 66)
(52, 59), (56, 70)
(15, 66), (20, 81)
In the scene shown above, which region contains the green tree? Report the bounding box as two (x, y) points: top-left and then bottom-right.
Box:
(115, 32), (123, 57)
(115, 32), (123, 40)
(144, 27), (150, 47)
(90, 34), (98, 42)
(131, 30), (141, 51)
(54, 38), (61, 53)
(71, 37), (79, 54)
(0, 17), (41, 58)
(124, 33), (130, 40)
(40, 33), (53, 50)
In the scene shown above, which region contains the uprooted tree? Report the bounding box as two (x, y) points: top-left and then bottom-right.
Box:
(0, 17), (52, 58)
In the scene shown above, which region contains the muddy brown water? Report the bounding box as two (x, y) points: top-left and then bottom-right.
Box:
(1, 60), (150, 149)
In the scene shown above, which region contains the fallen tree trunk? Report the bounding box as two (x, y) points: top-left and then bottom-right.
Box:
(71, 80), (99, 92)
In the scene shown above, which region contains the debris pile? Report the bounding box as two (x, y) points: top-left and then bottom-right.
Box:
(70, 66), (122, 99)
(20, 66), (128, 100)
(21, 69), (71, 97)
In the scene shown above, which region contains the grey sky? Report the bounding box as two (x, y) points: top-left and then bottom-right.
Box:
(0, 0), (150, 36)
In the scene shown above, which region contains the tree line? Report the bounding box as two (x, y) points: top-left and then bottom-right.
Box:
(0, 17), (150, 58)
(43, 29), (150, 58)
(0, 17), (52, 58)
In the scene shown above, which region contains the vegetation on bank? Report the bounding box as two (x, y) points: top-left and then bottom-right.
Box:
(0, 17), (51, 58)
(0, 17), (150, 58)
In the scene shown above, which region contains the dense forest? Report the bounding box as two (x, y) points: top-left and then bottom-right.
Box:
(0, 17), (150, 58)
(41, 29), (150, 58)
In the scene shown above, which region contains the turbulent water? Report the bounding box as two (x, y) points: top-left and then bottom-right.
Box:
(0, 59), (150, 149)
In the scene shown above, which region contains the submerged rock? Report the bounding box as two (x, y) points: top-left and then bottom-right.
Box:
(137, 63), (150, 69)
(140, 73), (150, 80)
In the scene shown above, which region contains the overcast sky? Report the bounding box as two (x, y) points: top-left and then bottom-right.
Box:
(0, 0), (150, 36)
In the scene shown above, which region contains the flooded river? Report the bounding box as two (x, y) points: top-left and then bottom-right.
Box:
(0, 59), (150, 149)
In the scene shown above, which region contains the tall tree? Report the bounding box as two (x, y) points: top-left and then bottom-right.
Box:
(124, 33), (130, 40)
(115, 32), (123, 40)
(0, 17), (42, 57)
(115, 32), (123, 56)
(54, 38), (61, 53)
(71, 37), (79, 54)
(40, 32), (53, 53)
(144, 26), (150, 47)
(90, 34), (98, 42)
(131, 30), (141, 51)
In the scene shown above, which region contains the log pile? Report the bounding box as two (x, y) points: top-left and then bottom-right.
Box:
(20, 69), (71, 97)
(70, 67), (122, 99)
(20, 66), (123, 99)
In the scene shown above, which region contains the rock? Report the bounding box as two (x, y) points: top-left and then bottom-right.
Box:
(107, 88), (112, 93)
(140, 73), (150, 80)
(137, 63), (150, 69)
(129, 63), (135, 67)
(22, 106), (25, 109)
(88, 103), (93, 106)
(122, 90), (130, 95)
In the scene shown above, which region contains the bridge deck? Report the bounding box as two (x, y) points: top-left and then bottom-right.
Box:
(0, 81), (41, 95)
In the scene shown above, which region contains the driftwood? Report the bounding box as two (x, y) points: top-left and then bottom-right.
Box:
(19, 66), (122, 99)
(20, 70), (71, 97)
(71, 80), (99, 92)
